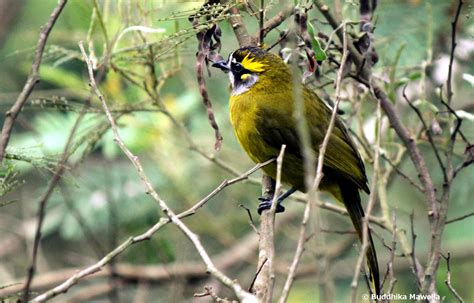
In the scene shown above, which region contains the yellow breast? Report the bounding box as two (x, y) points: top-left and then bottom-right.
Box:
(229, 93), (271, 164)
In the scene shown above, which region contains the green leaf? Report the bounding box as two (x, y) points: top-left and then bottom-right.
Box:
(307, 22), (327, 61)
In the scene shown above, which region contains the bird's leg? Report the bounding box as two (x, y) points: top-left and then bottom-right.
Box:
(257, 187), (297, 215)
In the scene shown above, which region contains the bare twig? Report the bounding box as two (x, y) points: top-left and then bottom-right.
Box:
(446, 211), (474, 224)
(442, 252), (464, 303)
(446, 0), (464, 105)
(194, 286), (237, 303)
(385, 212), (398, 294)
(180, 158), (275, 219)
(409, 212), (423, 291)
(293, 195), (387, 229)
(22, 94), (93, 303)
(439, 97), (470, 146)
(402, 85), (446, 180)
(381, 153), (424, 194)
(239, 204), (259, 234)
(0, 0), (68, 161)
(320, 228), (356, 235)
(258, 0), (265, 46)
(249, 258), (268, 293)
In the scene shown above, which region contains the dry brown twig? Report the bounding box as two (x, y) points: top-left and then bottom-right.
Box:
(385, 212), (398, 294)
(442, 252), (464, 303)
(409, 212), (423, 291)
(194, 286), (238, 303)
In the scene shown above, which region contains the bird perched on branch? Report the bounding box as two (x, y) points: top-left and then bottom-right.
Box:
(213, 46), (380, 295)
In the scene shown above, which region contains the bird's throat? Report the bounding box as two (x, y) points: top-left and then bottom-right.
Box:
(230, 74), (258, 96)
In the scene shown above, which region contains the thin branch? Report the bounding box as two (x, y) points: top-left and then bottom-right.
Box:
(249, 258), (268, 293)
(0, 0), (68, 161)
(446, 211), (474, 225)
(402, 85), (446, 181)
(319, 228), (356, 235)
(239, 204), (260, 234)
(446, 0), (464, 105)
(381, 153), (424, 194)
(180, 159), (274, 219)
(194, 286), (237, 303)
(409, 212), (423, 291)
(293, 195), (387, 229)
(385, 212), (398, 294)
(442, 252), (464, 303)
(453, 153), (474, 179)
(258, 0), (265, 46)
(439, 95), (469, 145)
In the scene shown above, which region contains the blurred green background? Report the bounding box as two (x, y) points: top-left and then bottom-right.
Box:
(0, 0), (472, 302)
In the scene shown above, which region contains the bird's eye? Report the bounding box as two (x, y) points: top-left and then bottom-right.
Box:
(233, 63), (243, 73)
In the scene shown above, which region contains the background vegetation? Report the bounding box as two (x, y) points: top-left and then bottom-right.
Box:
(0, 0), (472, 302)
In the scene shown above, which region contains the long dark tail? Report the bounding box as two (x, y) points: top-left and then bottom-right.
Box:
(340, 181), (381, 296)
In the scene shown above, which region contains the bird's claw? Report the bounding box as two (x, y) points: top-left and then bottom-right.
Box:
(257, 197), (285, 215)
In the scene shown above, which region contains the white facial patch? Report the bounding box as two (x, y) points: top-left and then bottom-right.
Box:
(227, 52), (236, 88)
(231, 74), (258, 96)
(228, 72), (235, 88)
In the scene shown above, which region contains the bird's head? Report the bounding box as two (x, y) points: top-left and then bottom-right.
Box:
(212, 46), (289, 96)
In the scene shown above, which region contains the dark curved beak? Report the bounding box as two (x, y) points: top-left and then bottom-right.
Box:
(212, 60), (230, 72)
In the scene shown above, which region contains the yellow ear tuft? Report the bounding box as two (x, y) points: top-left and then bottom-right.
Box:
(241, 54), (266, 72)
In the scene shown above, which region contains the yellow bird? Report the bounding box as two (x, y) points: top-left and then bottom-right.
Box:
(213, 46), (380, 295)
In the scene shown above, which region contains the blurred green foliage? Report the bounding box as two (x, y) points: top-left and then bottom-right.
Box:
(0, 0), (472, 302)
